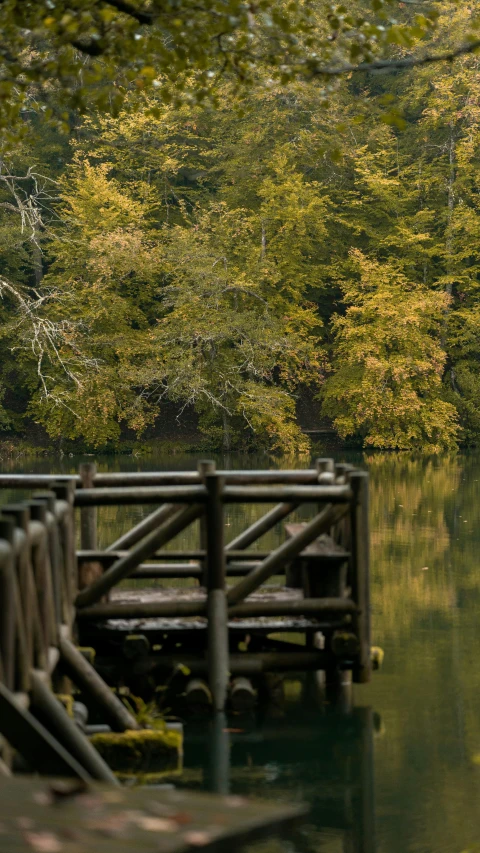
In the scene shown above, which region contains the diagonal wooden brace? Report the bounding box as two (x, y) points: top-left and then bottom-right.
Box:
(75, 503), (204, 608)
(226, 503), (349, 606)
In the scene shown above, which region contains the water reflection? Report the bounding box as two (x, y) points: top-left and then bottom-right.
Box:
(184, 702), (377, 853)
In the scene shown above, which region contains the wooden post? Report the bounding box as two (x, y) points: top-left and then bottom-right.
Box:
(208, 712), (230, 795)
(0, 519), (16, 691)
(205, 473), (229, 712)
(316, 458), (335, 478)
(28, 501), (57, 648)
(78, 463), (101, 591)
(1, 504), (46, 671)
(33, 492), (62, 626)
(349, 471), (371, 684)
(51, 481), (77, 625)
(198, 460), (216, 586)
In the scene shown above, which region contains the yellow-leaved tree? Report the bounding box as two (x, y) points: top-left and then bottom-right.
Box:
(322, 250), (458, 452)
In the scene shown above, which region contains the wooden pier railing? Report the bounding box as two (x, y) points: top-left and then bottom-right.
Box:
(0, 458), (372, 774)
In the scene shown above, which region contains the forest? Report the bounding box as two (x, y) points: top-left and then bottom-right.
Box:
(0, 0), (479, 455)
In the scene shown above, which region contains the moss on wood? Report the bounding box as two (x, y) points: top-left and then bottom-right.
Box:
(89, 728), (182, 774)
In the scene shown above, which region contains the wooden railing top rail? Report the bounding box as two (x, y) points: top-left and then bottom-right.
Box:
(0, 468), (328, 489)
(73, 483), (352, 506)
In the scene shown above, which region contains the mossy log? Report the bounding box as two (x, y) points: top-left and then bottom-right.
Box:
(89, 728), (182, 774)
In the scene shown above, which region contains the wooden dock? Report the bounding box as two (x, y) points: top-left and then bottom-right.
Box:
(0, 774), (307, 852)
(0, 458), (374, 781)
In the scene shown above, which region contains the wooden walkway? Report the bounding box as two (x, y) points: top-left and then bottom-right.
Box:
(0, 774), (307, 852)
(0, 458), (374, 782)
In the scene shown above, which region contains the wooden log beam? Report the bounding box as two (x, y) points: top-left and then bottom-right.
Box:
(185, 678), (212, 709)
(0, 681), (92, 780)
(92, 470), (319, 485)
(77, 549), (275, 563)
(73, 484), (351, 506)
(75, 503), (204, 608)
(75, 596), (356, 620)
(76, 599), (207, 619)
(58, 636), (140, 733)
(223, 485), (352, 503)
(226, 502), (299, 551)
(0, 469), (320, 488)
(150, 651), (330, 675)
(230, 677), (256, 712)
(228, 597), (357, 618)
(106, 503), (179, 552)
(227, 503), (349, 606)
(29, 670), (118, 784)
(74, 486), (207, 507)
(0, 475), (78, 488)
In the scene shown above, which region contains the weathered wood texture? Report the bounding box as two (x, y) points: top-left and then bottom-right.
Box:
(0, 460), (373, 721)
(0, 488), (141, 779)
(0, 775), (308, 852)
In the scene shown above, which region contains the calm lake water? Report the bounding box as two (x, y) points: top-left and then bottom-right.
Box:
(3, 447), (480, 853)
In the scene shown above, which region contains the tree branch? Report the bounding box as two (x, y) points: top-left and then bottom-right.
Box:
(314, 39), (480, 77)
(103, 0), (153, 25)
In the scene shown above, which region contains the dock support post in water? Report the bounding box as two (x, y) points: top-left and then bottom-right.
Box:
(349, 470), (371, 684)
(205, 471), (229, 712)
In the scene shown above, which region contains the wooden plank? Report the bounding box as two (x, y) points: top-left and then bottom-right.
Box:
(0, 775), (308, 853)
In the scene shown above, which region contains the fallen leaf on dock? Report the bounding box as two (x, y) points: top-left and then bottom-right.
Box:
(224, 796), (246, 807)
(183, 830), (214, 846)
(134, 816), (177, 832)
(24, 831), (62, 852)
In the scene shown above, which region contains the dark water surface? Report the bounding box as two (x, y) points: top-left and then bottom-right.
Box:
(3, 448), (480, 853)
